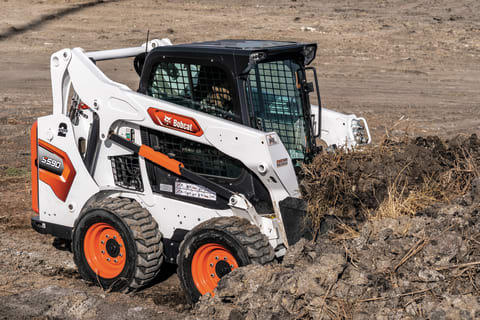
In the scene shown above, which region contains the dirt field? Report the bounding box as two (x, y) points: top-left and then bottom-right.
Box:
(0, 0), (479, 318)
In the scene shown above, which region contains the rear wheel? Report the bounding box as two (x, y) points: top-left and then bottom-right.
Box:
(177, 216), (275, 304)
(73, 197), (163, 292)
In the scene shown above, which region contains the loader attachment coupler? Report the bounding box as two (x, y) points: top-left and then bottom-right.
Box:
(109, 133), (234, 200)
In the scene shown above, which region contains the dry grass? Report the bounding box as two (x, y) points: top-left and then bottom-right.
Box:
(373, 149), (479, 220)
(301, 133), (480, 233)
(373, 179), (439, 219)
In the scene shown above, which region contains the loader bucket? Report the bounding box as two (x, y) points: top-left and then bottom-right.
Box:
(278, 197), (313, 246)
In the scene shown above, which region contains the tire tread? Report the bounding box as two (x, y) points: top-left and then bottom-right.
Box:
(77, 197), (163, 292)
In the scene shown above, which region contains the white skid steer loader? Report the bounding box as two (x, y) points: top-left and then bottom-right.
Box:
(30, 38), (370, 303)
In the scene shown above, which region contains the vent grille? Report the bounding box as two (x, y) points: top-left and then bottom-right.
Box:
(110, 155), (143, 192)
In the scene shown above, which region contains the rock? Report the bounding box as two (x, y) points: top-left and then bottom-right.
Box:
(301, 26), (316, 32)
(418, 269), (445, 282)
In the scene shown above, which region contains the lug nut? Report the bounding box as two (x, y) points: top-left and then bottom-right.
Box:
(230, 265), (234, 268)
(107, 258), (111, 262)
(224, 257), (228, 260)
(101, 250), (105, 254)
(210, 263), (214, 267)
(114, 259), (118, 263)
(119, 253), (123, 257)
(215, 256), (219, 260)
(101, 240), (104, 244)
(210, 274), (214, 278)
(106, 234), (109, 238)
(113, 236), (116, 239)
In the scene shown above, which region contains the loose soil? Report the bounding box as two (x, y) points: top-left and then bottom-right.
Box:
(195, 179), (480, 319)
(0, 0), (479, 319)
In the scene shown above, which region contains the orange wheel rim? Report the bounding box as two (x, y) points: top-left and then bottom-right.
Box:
(84, 222), (126, 279)
(191, 243), (238, 296)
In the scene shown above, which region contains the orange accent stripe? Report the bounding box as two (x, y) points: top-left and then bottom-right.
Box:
(138, 145), (183, 175)
(38, 140), (76, 202)
(30, 121), (39, 213)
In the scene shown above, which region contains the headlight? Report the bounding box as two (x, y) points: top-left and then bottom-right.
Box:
(303, 45), (317, 65)
(351, 119), (368, 144)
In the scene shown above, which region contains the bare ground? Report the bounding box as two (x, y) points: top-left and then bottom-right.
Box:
(0, 0), (479, 318)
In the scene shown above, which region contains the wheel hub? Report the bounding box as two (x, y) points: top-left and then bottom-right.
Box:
(106, 239), (120, 257)
(215, 260), (232, 278)
(191, 243), (239, 296)
(84, 222), (126, 279)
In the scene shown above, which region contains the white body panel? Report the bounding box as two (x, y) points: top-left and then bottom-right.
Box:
(37, 114), (99, 227)
(311, 104), (371, 149)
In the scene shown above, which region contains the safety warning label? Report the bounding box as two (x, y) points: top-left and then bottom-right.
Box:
(175, 181), (217, 201)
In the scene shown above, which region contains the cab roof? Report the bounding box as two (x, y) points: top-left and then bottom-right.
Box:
(150, 39), (316, 57)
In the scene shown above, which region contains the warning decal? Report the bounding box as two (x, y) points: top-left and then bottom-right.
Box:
(175, 181), (217, 201)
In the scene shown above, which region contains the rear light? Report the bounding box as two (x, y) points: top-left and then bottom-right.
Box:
(78, 102), (90, 110)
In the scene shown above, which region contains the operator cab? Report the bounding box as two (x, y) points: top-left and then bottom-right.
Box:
(135, 40), (320, 167)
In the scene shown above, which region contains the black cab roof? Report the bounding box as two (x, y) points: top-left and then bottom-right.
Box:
(148, 39), (316, 60)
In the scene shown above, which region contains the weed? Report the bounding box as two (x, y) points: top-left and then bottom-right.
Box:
(4, 167), (29, 177)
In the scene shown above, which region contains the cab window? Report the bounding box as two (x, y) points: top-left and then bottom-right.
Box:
(148, 62), (240, 122)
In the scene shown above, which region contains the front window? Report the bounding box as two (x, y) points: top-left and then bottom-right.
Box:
(247, 60), (310, 162)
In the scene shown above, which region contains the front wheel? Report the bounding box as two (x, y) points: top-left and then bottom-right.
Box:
(177, 217), (275, 304)
(73, 197), (163, 292)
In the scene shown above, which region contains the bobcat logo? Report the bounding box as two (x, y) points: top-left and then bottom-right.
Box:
(163, 115), (172, 125)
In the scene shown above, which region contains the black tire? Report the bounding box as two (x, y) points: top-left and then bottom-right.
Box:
(73, 197), (163, 292)
(177, 216), (275, 304)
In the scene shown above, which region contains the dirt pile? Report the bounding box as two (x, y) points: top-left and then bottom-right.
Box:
(301, 134), (480, 232)
(194, 179), (480, 319)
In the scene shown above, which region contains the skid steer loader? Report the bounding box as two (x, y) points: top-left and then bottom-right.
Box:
(30, 38), (370, 303)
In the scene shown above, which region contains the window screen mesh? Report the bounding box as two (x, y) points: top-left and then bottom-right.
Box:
(145, 128), (243, 179)
(247, 60), (307, 160)
(148, 62), (239, 122)
(110, 155), (143, 192)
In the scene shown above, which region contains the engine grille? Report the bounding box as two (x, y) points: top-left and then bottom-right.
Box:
(110, 155), (143, 192)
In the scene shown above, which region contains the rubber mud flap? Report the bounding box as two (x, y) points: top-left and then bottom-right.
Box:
(279, 197), (313, 246)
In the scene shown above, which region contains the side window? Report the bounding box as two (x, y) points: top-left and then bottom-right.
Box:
(149, 62), (192, 106)
(148, 62), (239, 122)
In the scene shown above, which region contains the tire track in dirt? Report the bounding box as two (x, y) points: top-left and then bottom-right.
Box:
(0, 0), (124, 41)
